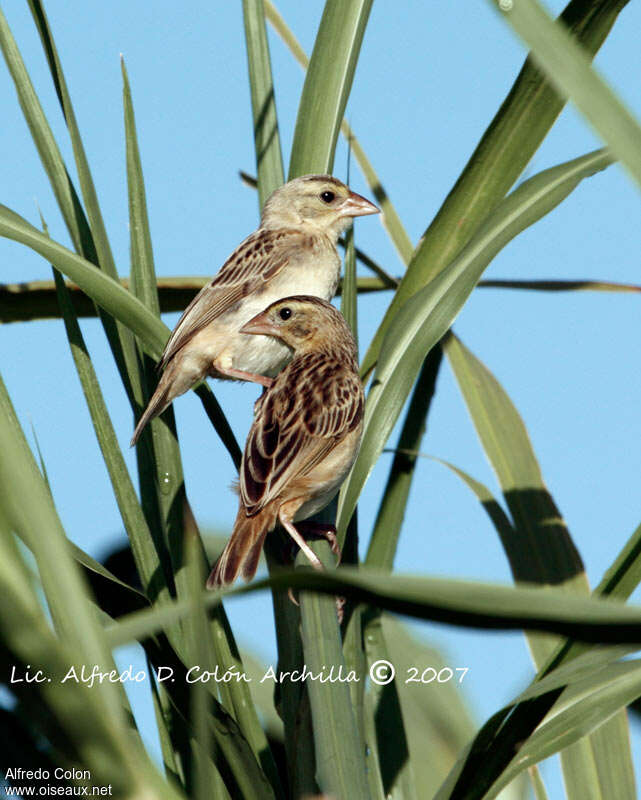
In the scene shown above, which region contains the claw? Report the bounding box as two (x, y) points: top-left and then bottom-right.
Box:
(296, 521), (341, 562)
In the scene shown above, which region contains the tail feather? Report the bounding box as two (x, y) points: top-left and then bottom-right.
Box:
(130, 360), (187, 446)
(207, 504), (277, 588)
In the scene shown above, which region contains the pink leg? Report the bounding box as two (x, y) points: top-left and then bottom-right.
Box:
(213, 357), (273, 388)
(296, 521), (341, 562)
(279, 517), (323, 571)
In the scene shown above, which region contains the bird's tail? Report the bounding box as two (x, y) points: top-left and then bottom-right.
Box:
(207, 504), (278, 589)
(130, 361), (180, 446)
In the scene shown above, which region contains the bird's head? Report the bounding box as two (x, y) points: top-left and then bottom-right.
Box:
(240, 295), (356, 356)
(260, 175), (379, 240)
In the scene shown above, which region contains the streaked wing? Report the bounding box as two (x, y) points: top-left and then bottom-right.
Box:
(159, 228), (302, 369)
(240, 353), (363, 515)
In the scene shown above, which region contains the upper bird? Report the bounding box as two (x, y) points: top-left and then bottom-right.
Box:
(207, 296), (364, 589)
(130, 175), (378, 445)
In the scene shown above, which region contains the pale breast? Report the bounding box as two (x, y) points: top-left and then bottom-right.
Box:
(223, 242), (341, 377)
(292, 424), (362, 522)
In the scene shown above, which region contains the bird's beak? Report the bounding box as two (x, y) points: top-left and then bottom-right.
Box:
(240, 311), (280, 337)
(339, 190), (380, 218)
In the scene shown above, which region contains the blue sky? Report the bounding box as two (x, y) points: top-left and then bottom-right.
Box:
(1, 1), (640, 795)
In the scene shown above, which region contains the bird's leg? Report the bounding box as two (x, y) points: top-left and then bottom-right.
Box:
(296, 521), (341, 562)
(213, 355), (274, 388)
(280, 519), (323, 571)
(280, 516), (344, 621)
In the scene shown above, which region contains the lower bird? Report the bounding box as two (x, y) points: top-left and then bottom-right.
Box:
(130, 175), (377, 445)
(207, 296), (364, 588)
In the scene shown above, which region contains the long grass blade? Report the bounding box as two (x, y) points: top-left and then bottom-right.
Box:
(106, 566), (641, 648)
(298, 550), (369, 800)
(52, 267), (171, 603)
(483, 661), (641, 799)
(338, 149), (613, 534)
(265, 0), (413, 263)
(444, 331), (633, 798)
(493, 0), (641, 187)
(0, 375), (180, 798)
(243, 0), (284, 207)
(1, 3), (141, 401)
(288, 0), (373, 177)
(0, 273), (400, 323)
(365, 346), (442, 569)
(359, 0), (630, 377)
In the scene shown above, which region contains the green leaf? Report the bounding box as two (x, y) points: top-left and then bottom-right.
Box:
(362, 612), (417, 800)
(360, 0), (630, 376)
(5, 1), (142, 402)
(105, 566), (641, 649)
(52, 267), (169, 604)
(444, 333), (583, 590)
(528, 765), (549, 800)
(0, 375), (179, 798)
(365, 347), (443, 570)
(298, 549), (369, 800)
(0, 272), (399, 324)
(0, 204), (167, 354)
(288, 0), (374, 177)
(338, 148), (613, 533)
(485, 660), (641, 799)
(444, 331), (633, 799)
(243, 0), (284, 208)
(265, 0), (413, 264)
(493, 0), (641, 188)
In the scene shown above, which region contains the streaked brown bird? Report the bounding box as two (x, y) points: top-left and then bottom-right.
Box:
(207, 296), (364, 588)
(130, 175), (377, 445)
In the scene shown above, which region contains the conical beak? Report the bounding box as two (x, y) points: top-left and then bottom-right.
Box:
(240, 311), (279, 337)
(339, 190), (380, 218)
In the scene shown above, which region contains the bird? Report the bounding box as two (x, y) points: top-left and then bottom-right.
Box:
(130, 175), (378, 445)
(207, 296), (364, 588)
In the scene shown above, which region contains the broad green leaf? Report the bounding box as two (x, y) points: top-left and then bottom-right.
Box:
(528, 765), (549, 800)
(105, 566), (641, 649)
(52, 267), (170, 604)
(337, 149), (613, 534)
(288, 0), (373, 177)
(381, 617), (475, 799)
(0, 375), (179, 798)
(444, 331), (633, 798)
(493, 0), (641, 188)
(243, 0), (284, 208)
(265, 0), (413, 264)
(0, 204), (167, 354)
(185, 536), (218, 800)
(298, 548), (369, 800)
(360, 0), (630, 376)
(3, 2), (141, 401)
(362, 612), (417, 800)
(365, 347), (442, 569)
(485, 661), (641, 799)
(0, 207), (241, 466)
(444, 333), (583, 590)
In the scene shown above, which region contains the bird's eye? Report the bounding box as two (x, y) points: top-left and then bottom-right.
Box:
(279, 307), (292, 321)
(320, 190), (335, 203)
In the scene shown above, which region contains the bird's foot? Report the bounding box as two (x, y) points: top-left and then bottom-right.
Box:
(296, 521), (341, 562)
